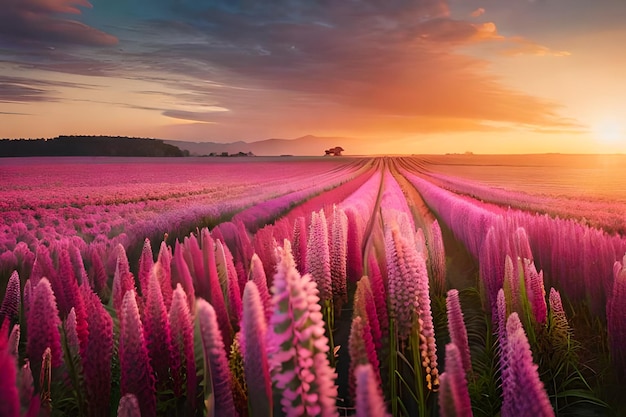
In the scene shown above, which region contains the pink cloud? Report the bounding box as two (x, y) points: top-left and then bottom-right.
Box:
(471, 8), (486, 18)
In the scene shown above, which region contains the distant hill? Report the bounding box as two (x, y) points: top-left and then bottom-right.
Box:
(164, 135), (362, 156)
(0, 136), (185, 157)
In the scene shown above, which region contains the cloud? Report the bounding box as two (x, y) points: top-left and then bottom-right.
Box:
(0, 75), (95, 102)
(503, 37), (571, 57)
(471, 8), (486, 17)
(0, 0), (117, 46)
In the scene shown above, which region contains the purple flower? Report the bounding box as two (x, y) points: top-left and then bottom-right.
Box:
(354, 364), (390, 417)
(429, 220), (447, 297)
(215, 239), (242, 333)
(501, 313), (554, 417)
(523, 259), (547, 325)
(0, 270), (20, 328)
(119, 290), (156, 417)
(439, 343), (473, 417)
(196, 298), (238, 417)
(446, 289), (472, 375)
(367, 253), (389, 339)
(241, 281), (272, 416)
(172, 240), (196, 313)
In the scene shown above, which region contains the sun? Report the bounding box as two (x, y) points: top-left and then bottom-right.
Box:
(593, 120), (623, 144)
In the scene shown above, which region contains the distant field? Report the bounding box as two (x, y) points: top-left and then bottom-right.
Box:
(417, 154), (626, 202)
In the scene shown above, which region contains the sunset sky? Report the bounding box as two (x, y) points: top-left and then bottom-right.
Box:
(1, 0), (625, 154)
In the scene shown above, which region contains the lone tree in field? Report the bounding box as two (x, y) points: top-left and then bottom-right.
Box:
(324, 146), (344, 156)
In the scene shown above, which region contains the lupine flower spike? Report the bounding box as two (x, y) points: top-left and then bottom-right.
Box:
(354, 364), (390, 417)
(438, 343), (473, 417)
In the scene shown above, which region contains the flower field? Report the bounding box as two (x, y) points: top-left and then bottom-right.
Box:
(1, 155), (625, 416)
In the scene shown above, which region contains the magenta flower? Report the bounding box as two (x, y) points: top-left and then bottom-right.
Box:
(196, 298), (238, 417)
(137, 238), (154, 297)
(88, 246), (108, 299)
(117, 393), (141, 417)
(57, 248), (89, 354)
(169, 284), (196, 408)
(306, 209), (333, 304)
(345, 208), (364, 283)
(142, 267), (173, 391)
(348, 316), (380, 398)
(30, 243), (56, 286)
(80, 284), (113, 417)
(215, 239), (242, 333)
(501, 313), (554, 417)
(0, 270), (20, 328)
(156, 240), (173, 308)
(354, 364), (390, 417)
(172, 240), (196, 313)
(8, 324), (19, 359)
(268, 241), (339, 417)
(0, 321), (20, 417)
(249, 253), (272, 324)
(548, 288), (570, 341)
(446, 289), (472, 375)
(64, 307), (80, 359)
(112, 244), (136, 314)
(330, 205), (348, 310)
(241, 281), (272, 416)
(367, 253), (389, 339)
(119, 290), (156, 417)
(292, 216), (308, 274)
(201, 231), (233, 351)
(27, 278), (62, 373)
(439, 343), (473, 417)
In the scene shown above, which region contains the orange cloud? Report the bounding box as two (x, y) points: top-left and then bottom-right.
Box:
(471, 8), (486, 18)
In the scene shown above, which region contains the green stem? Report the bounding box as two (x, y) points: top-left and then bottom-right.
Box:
(411, 330), (427, 417)
(324, 300), (336, 368)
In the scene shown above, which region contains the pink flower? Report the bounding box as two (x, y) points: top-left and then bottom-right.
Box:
(249, 253), (272, 324)
(439, 343), (473, 417)
(117, 393), (141, 417)
(446, 289), (472, 375)
(169, 284), (196, 408)
(523, 259), (547, 325)
(268, 240), (339, 417)
(330, 205), (348, 310)
(201, 230), (233, 351)
(87, 246), (108, 299)
(306, 209), (333, 304)
(241, 281), (272, 416)
(292, 216), (308, 274)
(215, 239), (242, 333)
(142, 267), (173, 391)
(354, 364), (390, 417)
(137, 238), (154, 297)
(607, 263), (626, 379)
(196, 298), (238, 417)
(112, 244), (136, 314)
(27, 278), (62, 373)
(367, 253), (388, 339)
(172, 240), (196, 314)
(119, 290), (156, 417)
(348, 316), (380, 398)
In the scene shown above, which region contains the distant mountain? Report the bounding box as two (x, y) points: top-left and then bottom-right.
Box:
(0, 136), (185, 157)
(164, 135), (362, 156)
